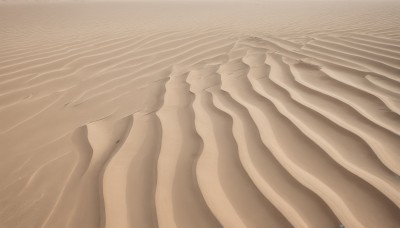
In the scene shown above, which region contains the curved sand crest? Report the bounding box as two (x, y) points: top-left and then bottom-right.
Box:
(1, 2), (400, 228)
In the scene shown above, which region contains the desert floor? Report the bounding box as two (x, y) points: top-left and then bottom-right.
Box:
(1, 2), (400, 228)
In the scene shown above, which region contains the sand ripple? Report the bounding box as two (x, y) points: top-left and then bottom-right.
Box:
(1, 2), (400, 228)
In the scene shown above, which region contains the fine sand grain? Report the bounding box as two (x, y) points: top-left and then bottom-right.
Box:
(0, 2), (400, 228)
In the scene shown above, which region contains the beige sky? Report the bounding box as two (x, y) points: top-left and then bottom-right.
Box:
(86, 0), (398, 1)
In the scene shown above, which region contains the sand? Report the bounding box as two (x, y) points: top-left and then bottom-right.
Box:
(0, 1), (400, 228)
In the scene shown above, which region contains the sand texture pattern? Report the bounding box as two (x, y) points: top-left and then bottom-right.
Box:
(0, 2), (400, 228)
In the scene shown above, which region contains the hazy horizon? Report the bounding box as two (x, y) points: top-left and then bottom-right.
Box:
(2, 0), (400, 3)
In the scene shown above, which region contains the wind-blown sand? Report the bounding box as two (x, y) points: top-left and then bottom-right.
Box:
(1, 1), (400, 228)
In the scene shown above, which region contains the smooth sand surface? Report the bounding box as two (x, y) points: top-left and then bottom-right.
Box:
(1, 2), (400, 228)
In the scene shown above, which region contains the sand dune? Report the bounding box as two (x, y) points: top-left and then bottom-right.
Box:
(1, 2), (400, 228)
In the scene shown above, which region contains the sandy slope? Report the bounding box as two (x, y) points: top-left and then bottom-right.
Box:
(0, 2), (400, 228)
